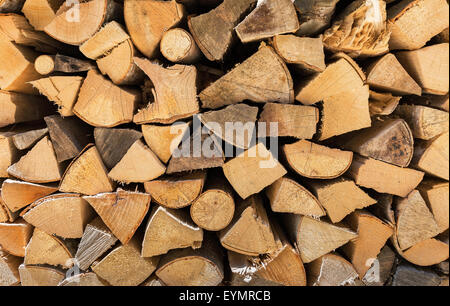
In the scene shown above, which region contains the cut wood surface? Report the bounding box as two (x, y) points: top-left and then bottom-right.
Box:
(293, 0), (339, 36)
(307, 253), (359, 286)
(407, 94), (449, 112)
(0, 219), (32, 256)
(411, 132), (449, 180)
(19, 264), (65, 286)
(11, 127), (48, 150)
(0, 249), (21, 286)
(22, 0), (64, 31)
(417, 180), (449, 233)
(392, 263), (442, 286)
(0, 191), (19, 223)
(0, 131), (19, 178)
(1, 179), (57, 212)
(400, 238), (449, 266)
(160, 28), (201, 64)
(58, 272), (107, 286)
(368, 91), (401, 116)
(362, 245), (396, 286)
(34, 54), (94, 75)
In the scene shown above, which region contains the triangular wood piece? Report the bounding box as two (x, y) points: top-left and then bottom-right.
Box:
(0, 219), (33, 257)
(133, 58), (199, 124)
(219, 195), (278, 256)
(1, 179), (58, 212)
(19, 264), (65, 286)
(59, 272), (107, 286)
(411, 132), (449, 180)
(265, 177), (325, 217)
(362, 245), (396, 286)
(20, 0), (61, 31)
(235, 0), (299, 43)
(12, 127), (48, 150)
(83, 189), (151, 244)
(307, 253), (359, 286)
(399, 237), (449, 267)
(7, 136), (63, 183)
(199, 44), (294, 109)
(366, 53), (422, 96)
(368, 90), (401, 116)
(59, 145), (114, 195)
(0, 250), (21, 286)
(24, 228), (74, 268)
(108, 139), (166, 183)
(283, 215), (358, 263)
(0, 131), (19, 178)
(294, 0), (340, 36)
(141, 205), (203, 257)
(22, 193), (95, 239)
(418, 180), (449, 233)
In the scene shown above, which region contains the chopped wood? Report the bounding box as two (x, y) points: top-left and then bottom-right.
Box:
(19, 264), (65, 286)
(411, 132), (449, 180)
(362, 245), (396, 286)
(58, 272), (107, 286)
(417, 180), (449, 233)
(0, 249), (21, 286)
(0, 191), (19, 222)
(34, 54), (94, 75)
(142, 276), (165, 286)
(0, 219), (32, 256)
(392, 263), (441, 286)
(307, 253), (359, 286)
(160, 28), (201, 64)
(368, 91), (401, 116)
(11, 127), (48, 150)
(0, 131), (19, 178)
(406, 94), (449, 113)
(400, 238), (449, 266)
(293, 0), (339, 36)
(1, 179), (57, 212)
(21, 0), (64, 31)
(0, 0), (25, 12)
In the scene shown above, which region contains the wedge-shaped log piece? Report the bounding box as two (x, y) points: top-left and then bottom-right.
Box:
(29, 76), (83, 117)
(160, 28), (201, 64)
(219, 195), (278, 256)
(92, 236), (160, 286)
(1, 179), (57, 212)
(73, 70), (140, 127)
(7, 136), (62, 183)
(388, 0), (449, 50)
(108, 139), (166, 183)
(368, 91), (401, 116)
(59, 272), (107, 286)
(223, 143), (286, 199)
(284, 215), (357, 263)
(0, 250), (21, 286)
(323, 0), (391, 57)
(34, 54), (94, 75)
(399, 237), (449, 266)
(307, 178), (377, 223)
(144, 172), (206, 209)
(417, 180), (449, 233)
(12, 127), (48, 150)
(341, 119), (414, 167)
(142, 276), (165, 286)
(0, 131), (19, 178)
(22, 0), (65, 31)
(283, 140), (353, 179)
(24, 228), (74, 268)
(156, 233), (224, 286)
(411, 132), (449, 180)
(307, 253), (359, 286)
(133, 58), (199, 124)
(199, 44), (294, 109)
(235, 0), (299, 43)
(75, 217), (118, 271)
(141, 205), (203, 257)
(342, 211), (393, 278)
(366, 53), (421, 96)
(362, 245), (396, 286)
(392, 264), (441, 286)
(19, 264), (65, 286)
(0, 0), (25, 13)
(200, 104), (258, 149)
(0, 191), (18, 223)
(124, 0), (185, 58)
(142, 122), (189, 164)
(265, 177), (325, 217)
(259, 103), (318, 139)
(0, 219), (32, 256)
(22, 193), (94, 238)
(59, 145), (114, 195)
(348, 155), (424, 197)
(293, 0), (340, 36)
(394, 105), (449, 140)
(188, 0), (256, 61)
(83, 189), (150, 244)
(407, 94), (449, 112)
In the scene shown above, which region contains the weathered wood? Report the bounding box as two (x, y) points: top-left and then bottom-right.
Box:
(11, 127), (48, 150)
(160, 28), (201, 64)
(392, 263), (441, 286)
(411, 132), (449, 180)
(0, 249), (21, 286)
(307, 253), (359, 286)
(362, 245), (396, 286)
(293, 0), (340, 36)
(0, 0), (25, 12)
(1, 179), (57, 212)
(34, 54), (94, 75)
(0, 219), (32, 256)
(19, 264), (65, 286)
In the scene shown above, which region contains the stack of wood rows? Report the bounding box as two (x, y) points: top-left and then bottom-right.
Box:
(0, 0), (449, 286)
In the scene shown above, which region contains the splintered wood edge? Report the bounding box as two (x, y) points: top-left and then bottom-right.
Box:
(332, 52), (367, 82)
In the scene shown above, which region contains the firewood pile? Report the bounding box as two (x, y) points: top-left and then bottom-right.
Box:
(0, 0), (449, 287)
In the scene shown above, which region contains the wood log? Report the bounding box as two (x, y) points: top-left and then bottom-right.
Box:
(141, 276), (165, 286)
(293, 0), (339, 36)
(0, 219), (32, 256)
(141, 205), (203, 257)
(21, 0), (64, 31)
(362, 245), (396, 286)
(0, 0), (25, 12)
(399, 237), (449, 266)
(0, 249), (21, 286)
(388, 0), (449, 50)
(144, 171), (206, 209)
(0, 190), (19, 222)
(58, 272), (107, 286)
(18, 264), (65, 286)
(392, 263), (441, 286)
(417, 179), (449, 233)
(1, 179), (57, 212)
(0, 131), (20, 178)
(406, 94), (449, 113)
(368, 91), (401, 116)
(160, 28), (201, 64)
(11, 127), (48, 150)
(34, 54), (94, 75)
(307, 253), (359, 286)
(411, 132), (449, 180)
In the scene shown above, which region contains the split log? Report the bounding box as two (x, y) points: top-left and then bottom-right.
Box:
(83, 189), (151, 244)
(293, 0), (339, 36)
(124, 0), (185, 58)
(1, 179), (57, 212)
(388, 0), (449, 50)
(141, 205), (203, 257)
(417, 180), (449, 233)
(368, 91), (401, 116)
(411, 132), (449, 180)
(142, 276), (165, 286)
(160, 28), (201, 64)
(258, 103), (318, 139)
(0, 250), (21, 286)
(265, 177), (325, 217)
(0, 219), (32, 256)
(19, 264), (65, 286)
(59, 272), (107, 286)
(59, 145), (114, 195)
(394, 105), (449, 140)
(306, 178), (377, 223)
(0, 0), (25, 12)
(392, 263), (441, 286)
(11, 127), (48, 150)
(0, 190), (19, 222)
(144, 171), (206, 209)
(362, 245), (396, 286)
(108, 139), (166, 183)
(133, 58), (199, 124)
(22, 193), (94, 238)
(91, 236), (160, 286)
(433, 27), (450, 44)
(34, 54), (94, 75)
(407, 94), (449, 113)
(347, 154), (424, 197)
(74, 217), (118, 271)
(235, 0), (299, 43)
(399, 237), (449, 266)
(365, 53), (422, 96)
(200, 44), (293, 109)
(73, 70), (140, 127)
(21, 0), (64, 31)
(222, 143), (286, 200)
(307, 253), (359, 286)
(0, 131), (19, 178)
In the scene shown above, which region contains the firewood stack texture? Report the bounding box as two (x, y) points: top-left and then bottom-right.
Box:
(0, 0), (449, 287)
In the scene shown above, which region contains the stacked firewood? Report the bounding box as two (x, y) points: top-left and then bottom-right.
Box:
(0, 0), (449, 286)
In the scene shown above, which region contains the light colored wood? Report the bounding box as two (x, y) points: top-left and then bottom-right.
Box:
(0, 250), (21, 286)
(293, 0), (339, 36)
(0, 131), (19, 178)
(73, 70), (140, 127)
(401, 238), (449, 266)
(411, 132), (449, 180)
(124, 0), (185, 58)
(91, 236), (160, 286)
(34, 54), (94, 75)
(142, 275), (165, 286)
(307, 178), (377, 223)
(19, 264), (65, 286)
(59, 145), (114, 195)
(59, 272), (107, 286)
(22, 193), (94, 239)
(417, 180), (449, 233)
(160, 28), (201, 64)
(141, 205), (203, 257)
(283, 140), (353, 179)
(0, 0), (25, 12)
(144, 171), (206, 209)
(12, 127), (48, 150)
(265, 177), (325, 217)
(1, 179), (57, 212)
(259, 103), (318, 139)
(396, 43), (449, 95)
(362, 245), (396, 286)
(22, 0), (64, 31)
(108, 139), (166, 183)
(0, 219), (32, 256)
(307, 253), (359, 286)
(0, 190), (19, 222)
(388, 0), (449, 50)
(368, 91), (401, 116)
(83, 189), (150, 244)
(200, 44), (294, 109)
(348, 154), (424, 197)
(223, 143), (286, 200)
